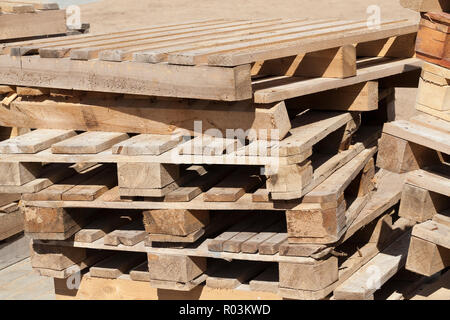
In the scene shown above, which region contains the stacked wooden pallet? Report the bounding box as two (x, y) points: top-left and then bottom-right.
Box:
(378, 1), (450, 285)
(0, 18), (425, 299)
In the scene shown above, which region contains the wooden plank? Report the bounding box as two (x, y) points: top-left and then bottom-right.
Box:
(253, 57), (421, 104)
(259, 233), (288, 255)
(22, 164), (105, 201)
(206, 260), (267, 289)
(0, 55), (252, 101)
(164, 167), (233, 202)
(74, 215), (133, 243)
(90, 253), (146, 279)
(416, 103), (450, 122)
(249, 265), (279, 294)
(405, 169), (450, 197)
(304, 147), (376, 203)
(129, 262), (150, 282)
(383, 120), (450, 155)
(222, 214), (281, 253)
(356, 33), (417, 58)
(61, 167), (116, 201)
(2, 98), (290, 140)
(51, 132), (129, 154)
(203, 168), (262, 202)
(412, 220), (450, 249)
(334, 233), (411, 300)
(0, 2), (35, 14)
(104, 220), (146, 247)
(148, 229), (205, 243)
(0, 234), (30, 271)
(178, 20), (418, 66)
(112, 134), (183, 156)
(180, 136), (243, 156)
(291, 81), (379, 112)
(0, 129), (76, 154)
(241, 220), (285, 254)
(252, 45), (356, 79)
(409, 114), (450, 134)
(208, 215), (261, 252)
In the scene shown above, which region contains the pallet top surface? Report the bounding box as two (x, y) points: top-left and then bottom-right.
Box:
(1, 18), (417, 66)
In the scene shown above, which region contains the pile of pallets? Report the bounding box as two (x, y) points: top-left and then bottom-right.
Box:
(0, 17), (431, 299)
(377, 0), (449, 285)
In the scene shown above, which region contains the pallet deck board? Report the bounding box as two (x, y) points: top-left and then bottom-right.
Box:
(0, 18), (418, 101)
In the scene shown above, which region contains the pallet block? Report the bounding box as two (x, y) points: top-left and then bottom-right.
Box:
(147, 254), (207, 285)
(416, 13), (450, 68)
(24, 207), (95, 240)
(416, 62), (449, 112)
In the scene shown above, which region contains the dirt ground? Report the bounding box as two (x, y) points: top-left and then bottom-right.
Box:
(78, 0), (419, 33)
(77, 0), (421, 120)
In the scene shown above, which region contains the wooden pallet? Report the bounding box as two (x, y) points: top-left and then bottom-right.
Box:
(0, 18), (418, 101)
(30, 205), (412, 299)
(377, 115), (450, 174)
(0, 1), (67, 41)
(416, 12), (450, 68)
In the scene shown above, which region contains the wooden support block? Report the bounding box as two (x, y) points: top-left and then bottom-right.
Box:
(31, 243), (86, 271)
(266, 161), (313, 194)
(416, 14), (450, 68)
(252, 45), (357, 78)
(0, 193), (20, 207)
(291, 81), (379, 111)
(377, 133), (440, 173)
(279, 257), (338, 291)
(24, 207), (94, 240)
(406, 236), (450, 277)
(400, 0), (450, 12)
(118, 163), (179, 189)
(416, 65), (449, 111)
(399, 184), (449, 223)
(112, 134), (182, 155)
(0, 129), (76, 154)
(356, 34), (417, 58)
(203, 168), (262, 202)
(90, 252), (146, 279)
(143, 209), (209, 237)
(104, 220), (146, 247)
(0, 162), (41, 186)
(147, 254), (206, 283)
(206, 260), (267, 289)
(286, 200), (346, 243)
(75, 215), (134, 243)
(51, 132), (129, 154)
(0, 209), (23, 241)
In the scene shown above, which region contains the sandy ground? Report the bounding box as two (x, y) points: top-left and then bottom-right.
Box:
(78, 0), (419, 33)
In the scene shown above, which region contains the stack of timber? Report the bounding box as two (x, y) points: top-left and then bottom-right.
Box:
(0, 1), (84, 42)
(375, 1), (450, 294)
(0, 18), (428, 300)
